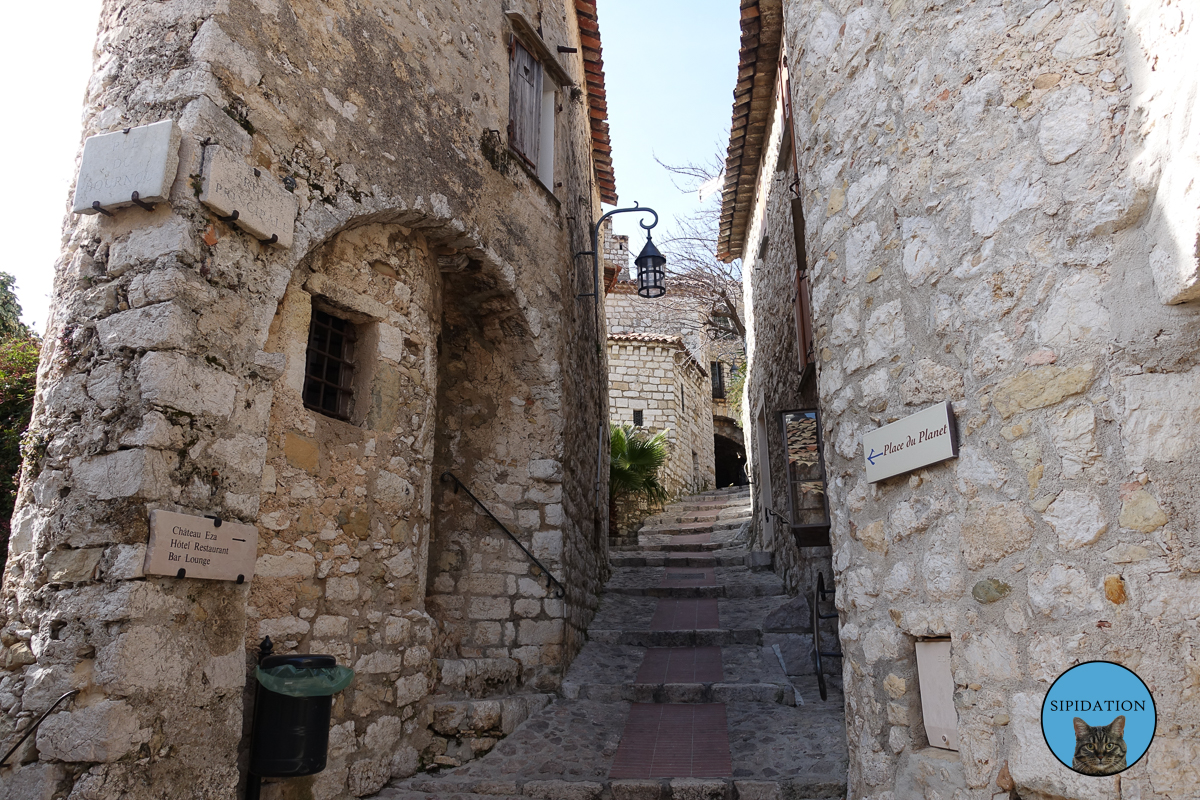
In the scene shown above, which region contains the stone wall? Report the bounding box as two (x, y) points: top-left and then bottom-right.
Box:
(607, 335), (715, 537)
(0, 0), (611, 797)
(608, 336), (715, 498)
(735, 0), (1200, 798)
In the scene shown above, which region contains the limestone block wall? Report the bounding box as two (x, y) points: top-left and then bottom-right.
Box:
(738, 0), (1200, 798)
(738, 91), (832, 602)
(0, 0), (609, 798)
(608, 337), (715, 506)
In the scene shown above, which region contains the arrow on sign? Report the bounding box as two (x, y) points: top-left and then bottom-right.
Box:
(867, 448), (882, 465)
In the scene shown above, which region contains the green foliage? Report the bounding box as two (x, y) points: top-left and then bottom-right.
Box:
(0, 331), (40, 572)
(0, 272), (25, 339)
(727, 363), (747, 422)
(609, 424), (669, 505)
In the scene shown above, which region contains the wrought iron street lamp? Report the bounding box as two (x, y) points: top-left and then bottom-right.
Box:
(634, 232), (666, 298)
(577, 202), (665, 321)
(576, 202), (665, 511)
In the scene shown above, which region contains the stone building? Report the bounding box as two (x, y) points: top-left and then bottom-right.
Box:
(721, 1), (1200, 799)
(606, 330), (715, 541)
(0, 1), (620, 798)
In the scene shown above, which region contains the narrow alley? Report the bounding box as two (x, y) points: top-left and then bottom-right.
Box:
(378, 488), (847, 799)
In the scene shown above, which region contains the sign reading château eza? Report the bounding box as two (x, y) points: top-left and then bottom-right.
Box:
(862, 401), (959, 482)
(144, 510), (259, 583)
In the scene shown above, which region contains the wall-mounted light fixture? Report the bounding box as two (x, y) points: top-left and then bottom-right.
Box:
(576, 202), (665, 511)
(634, 232), (666, 298)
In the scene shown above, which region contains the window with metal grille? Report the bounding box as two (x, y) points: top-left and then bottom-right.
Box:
(633, 409), (643, 427)
(711, 362), (726, 399)
(303, 309), (356, 421)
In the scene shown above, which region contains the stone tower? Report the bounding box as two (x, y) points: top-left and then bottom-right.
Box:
(0, 1), (618, 797)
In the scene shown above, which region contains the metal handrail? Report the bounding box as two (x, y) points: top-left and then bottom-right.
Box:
(812, 572), (842, 701)
(0, 690), (79, 767)
(440, 472), (565, 599)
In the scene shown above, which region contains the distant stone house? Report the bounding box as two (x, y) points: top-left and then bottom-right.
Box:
(720, 1), (1200, 800)
(0, 1), (621, 798)
(606, 329), (715, 541)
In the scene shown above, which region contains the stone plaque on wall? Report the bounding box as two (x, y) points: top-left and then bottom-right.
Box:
(199, 145), (297, 248)
(72, 120), (181, 214)
(144, 510), (259, 583)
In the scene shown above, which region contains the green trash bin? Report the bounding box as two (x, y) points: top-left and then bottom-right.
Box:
(249, 654), (355, 778)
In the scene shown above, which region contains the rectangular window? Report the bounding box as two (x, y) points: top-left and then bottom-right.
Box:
(508, 36), (556, 187)
(711, 362), (726, 399)
(780, 409), (830, 546)
(303, 309), (357, 421)
(633, 409), (643, 427)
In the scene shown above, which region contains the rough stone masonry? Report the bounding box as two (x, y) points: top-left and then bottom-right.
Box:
(0, 1), (615, 798)
(727, 0), (1200, 799)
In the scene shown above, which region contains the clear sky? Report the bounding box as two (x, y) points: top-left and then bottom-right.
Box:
(602, 0), (739, 258)
(1, 3), (103, 333)
(0, 1), (738, 331)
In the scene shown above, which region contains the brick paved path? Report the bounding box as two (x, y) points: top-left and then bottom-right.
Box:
(377, 487), (848, 800)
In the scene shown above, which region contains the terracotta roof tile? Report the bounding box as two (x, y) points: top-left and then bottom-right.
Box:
(576, 0), (617, 204)
(716, 0), (783, 262)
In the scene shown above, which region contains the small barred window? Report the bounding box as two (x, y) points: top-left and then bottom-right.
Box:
(303, 308), (356, 421)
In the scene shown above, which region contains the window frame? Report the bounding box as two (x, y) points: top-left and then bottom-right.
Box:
(303, 307), (358, 422)
(507, 32), (559, 189)
(711, 361), (726, 399)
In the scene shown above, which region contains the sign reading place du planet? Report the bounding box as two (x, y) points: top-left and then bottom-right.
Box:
(862, 401), (959, 482)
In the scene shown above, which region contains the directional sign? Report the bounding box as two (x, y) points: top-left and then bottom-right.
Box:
(862, 401), (959, 482)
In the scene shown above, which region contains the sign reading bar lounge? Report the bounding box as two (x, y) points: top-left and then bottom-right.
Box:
(145, 510), (259, 583)
(862, 401), (959, 482)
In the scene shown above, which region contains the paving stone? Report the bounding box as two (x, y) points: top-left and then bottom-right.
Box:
(380, 487), (846, 799)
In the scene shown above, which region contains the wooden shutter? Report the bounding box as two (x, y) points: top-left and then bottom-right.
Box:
(795, 270), (814, 371)
(778, 55), (799, 176)
(508, 38), (542, 169)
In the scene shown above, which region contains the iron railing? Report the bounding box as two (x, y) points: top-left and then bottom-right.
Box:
(0, 690), (79, 767)
(440, 472), (565, 598)
(812, 572), (842, 701)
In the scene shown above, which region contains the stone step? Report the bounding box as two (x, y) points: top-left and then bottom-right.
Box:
(604, 566), (786, 598)
(379, 780), (843, 800)
(561, 642), (799, 706)
(614, 551), (744, 568)
(379, 693), (846, 799)
(639, 517), (750, 535)
(610, 541), (722, 553)
(643, 508), (752, 525)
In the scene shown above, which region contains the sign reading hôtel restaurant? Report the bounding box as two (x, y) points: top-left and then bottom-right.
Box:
(862, 401), (959, 482)
(144, 510), (259, 583)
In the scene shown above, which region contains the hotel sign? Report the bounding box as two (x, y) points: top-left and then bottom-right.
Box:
(145, 510), (259, 583)
(862, 401), (959, 482)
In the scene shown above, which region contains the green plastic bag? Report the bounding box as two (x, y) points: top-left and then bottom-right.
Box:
(255, 664), (355, 697)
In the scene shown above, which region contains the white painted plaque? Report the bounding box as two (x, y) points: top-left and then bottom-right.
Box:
(915, 639), (959, 751)
(72, 120), (181, 214)
(199, 145), (297, 248)
(145, 510), (259, 583)
(862, 400), (958, 482)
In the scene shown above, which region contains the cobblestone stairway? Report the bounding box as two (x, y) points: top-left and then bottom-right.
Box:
(377, 488), (848, 800)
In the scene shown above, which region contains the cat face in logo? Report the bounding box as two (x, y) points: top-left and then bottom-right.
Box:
(1072, 715), (1127, 776)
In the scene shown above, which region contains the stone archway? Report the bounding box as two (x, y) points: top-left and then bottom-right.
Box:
(713, 416), (746, 488)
